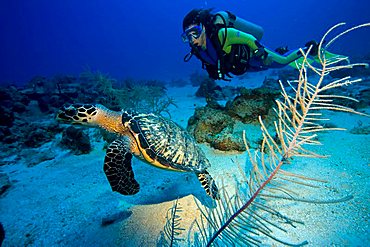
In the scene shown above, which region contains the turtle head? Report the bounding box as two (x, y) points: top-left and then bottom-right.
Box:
(56, 104), (102, 126)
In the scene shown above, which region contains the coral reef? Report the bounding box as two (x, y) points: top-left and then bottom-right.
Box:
(225, 87), (280, 123)
(12, 121), (61, 148)
(187, 105), (247, 151)
(187, 86), (280, 151)
(79, 70), (176, 115)
(16, 70), (175, 115)
(0, 69), (177, 161)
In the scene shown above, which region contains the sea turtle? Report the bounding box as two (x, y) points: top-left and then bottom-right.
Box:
(56, 103), (220, 199)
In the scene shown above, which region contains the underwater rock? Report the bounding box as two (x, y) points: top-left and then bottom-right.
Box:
(225, 88), (279, 123)
(0, 172), (11, 196)
(187, 107), (246, 151)
(20, 75), (79, 114)
(187, 86), (281, 151)
(211, 131), (246, 152)
(205, 97), (225, 110)
(187, 106), (235, 143)
(60, 126), (92, 155)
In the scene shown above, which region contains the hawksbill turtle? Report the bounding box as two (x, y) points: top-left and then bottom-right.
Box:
(56, 104), (220, 199)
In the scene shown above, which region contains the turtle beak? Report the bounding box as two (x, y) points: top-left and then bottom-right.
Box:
(56, 105), (78, 123)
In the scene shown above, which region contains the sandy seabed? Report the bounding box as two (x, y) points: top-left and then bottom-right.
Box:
(1, 74), (369, 246)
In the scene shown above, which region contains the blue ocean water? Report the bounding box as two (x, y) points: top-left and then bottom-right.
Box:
(0, 0), (369, 84)
(0, 1), (369, 246)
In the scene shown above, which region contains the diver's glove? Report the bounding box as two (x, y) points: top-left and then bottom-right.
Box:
(253, 40), (268, 59)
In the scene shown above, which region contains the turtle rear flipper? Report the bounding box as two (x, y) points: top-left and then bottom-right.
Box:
(197, 171), (220, 200)
(104, 138), (140, 195)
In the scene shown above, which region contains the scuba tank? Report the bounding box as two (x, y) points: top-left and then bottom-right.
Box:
(214, 11), (264, 41)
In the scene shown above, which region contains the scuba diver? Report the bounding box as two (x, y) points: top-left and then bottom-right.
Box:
(182, 8), (320, 81)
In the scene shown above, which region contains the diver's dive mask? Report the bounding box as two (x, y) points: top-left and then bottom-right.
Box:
(181, 24), (203, 43)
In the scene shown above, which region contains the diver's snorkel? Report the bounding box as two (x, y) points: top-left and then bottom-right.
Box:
(183, 41), (200, 62)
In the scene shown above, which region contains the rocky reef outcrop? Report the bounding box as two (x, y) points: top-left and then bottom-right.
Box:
(225, 87), (279, 123)
(187, 106), (246, 151)
(187, 75), (284, 152)
(60, 126), (92, 155)
(188, 86), (280, 152)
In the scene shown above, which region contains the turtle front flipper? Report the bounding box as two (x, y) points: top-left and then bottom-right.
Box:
(104, 138), (140, 195)
(196, 171), (220, 200)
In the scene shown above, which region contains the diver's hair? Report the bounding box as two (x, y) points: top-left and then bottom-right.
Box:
(182, 8), (214, 31)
